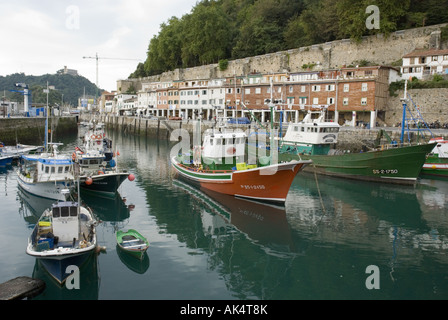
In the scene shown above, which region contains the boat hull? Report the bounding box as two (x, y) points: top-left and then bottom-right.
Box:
(116, 229), (149, 260)
(172, 157), (311, 203)
(0, 156), (13, 167)
(17, 173), (73, 201)
(80, 172), (129, 195)
(280, 143), (436, 184)
(421, 155), (448, 178)
(36, 251), (95, 284)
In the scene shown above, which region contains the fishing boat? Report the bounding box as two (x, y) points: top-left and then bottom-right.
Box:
(0, 142), (43, 160)
(74, 153), (132, 196)
(277, 108), (435, 184)
(279, 111), (435, 184)
(171, 129), (311, 204)
(116, 229), (149, 260)
(0, 155), (14, 167)
(17, 143), (75, 201)
(73, 124), (133, 196)
(26, 201), (98, 284)
(80, 121), (113, 162)
(421, 137), (448, 178)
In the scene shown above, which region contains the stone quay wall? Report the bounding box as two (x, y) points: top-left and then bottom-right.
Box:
(87, 114), (446, 153)
(0, 116), (78, 145)
(386, 88), (448, 126)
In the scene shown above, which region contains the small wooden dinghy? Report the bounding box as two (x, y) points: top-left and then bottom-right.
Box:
(116, 229), (149, 259)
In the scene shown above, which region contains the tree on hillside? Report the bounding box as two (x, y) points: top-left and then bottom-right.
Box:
(131, 0), (448, 77)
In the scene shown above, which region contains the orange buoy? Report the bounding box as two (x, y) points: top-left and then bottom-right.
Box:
(85, 177), (93, 185)
(128, 173), (135, 181)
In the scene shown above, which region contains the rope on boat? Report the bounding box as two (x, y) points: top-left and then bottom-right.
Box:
(312, 163), (326, 215)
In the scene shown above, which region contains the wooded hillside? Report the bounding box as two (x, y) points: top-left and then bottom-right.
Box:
(0, 73), (100, 107)
(130, 0), (448, 78)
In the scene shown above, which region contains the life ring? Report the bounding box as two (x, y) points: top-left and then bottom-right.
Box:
(91, 135), (96, 140)
(226, 147), (236, 155)
(98, 170), (104, 175)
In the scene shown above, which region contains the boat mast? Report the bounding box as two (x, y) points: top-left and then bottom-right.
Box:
(45, 81), (49, 152)
(400, 80), (408, 144)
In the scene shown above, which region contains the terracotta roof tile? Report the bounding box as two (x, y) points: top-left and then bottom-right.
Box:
(403, 48), (448, 58)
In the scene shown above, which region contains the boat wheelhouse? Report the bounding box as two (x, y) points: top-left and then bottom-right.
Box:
(17, 150), (75, 201)
(279, 110), (340, 156)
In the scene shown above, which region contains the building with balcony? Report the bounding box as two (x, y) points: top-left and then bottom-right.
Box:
(401, 49), (448, 80)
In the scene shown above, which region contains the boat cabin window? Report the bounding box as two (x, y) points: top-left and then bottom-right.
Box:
(301, 127), (304, 132)
(65, 166), (70, 172)
(210, 139), (213, 146)
(58, 167), (63, 173)
(216, 138), (222, 145)
(61, 206), (70, 217)
(54, 206), (78, 218)
(51, 167), (55, 173)
(294, 126), (299, 132)
(45, 166), (49, 174)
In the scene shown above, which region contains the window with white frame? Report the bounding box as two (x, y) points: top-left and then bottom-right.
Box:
(361, 98), (367, 105)
(301, 86), (306, 93)
(313, 97), (319, 105)
(245, 88), (251, 94)
(343, 84), (349, 92)
(289, 86), (293, 93)
(312, 85), (320, 92)
(362, 83), (368, 91)
(255, 88), (261, 94)
(326, 84), (335, 91)
(327, 97), (335, 105)
(343, 97), (349, 105)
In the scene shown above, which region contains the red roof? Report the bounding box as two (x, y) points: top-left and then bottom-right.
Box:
(403, 48), (448, 58)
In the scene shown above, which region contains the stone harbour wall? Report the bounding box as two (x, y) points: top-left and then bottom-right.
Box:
(0, 116), (78, 145)
(386, 88), (448, 126)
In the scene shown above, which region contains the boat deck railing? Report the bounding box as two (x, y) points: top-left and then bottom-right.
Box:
(177, 162), (234, 174)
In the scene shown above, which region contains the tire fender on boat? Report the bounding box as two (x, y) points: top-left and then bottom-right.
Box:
(226, 147), (236, 155)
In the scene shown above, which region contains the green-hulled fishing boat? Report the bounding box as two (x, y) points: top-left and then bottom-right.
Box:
(276, 100), (435, 185)
(116, 229), (149, 260)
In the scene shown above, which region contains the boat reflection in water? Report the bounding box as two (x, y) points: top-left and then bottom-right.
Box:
(31, 252), (100, 299)
(80, 189), (149, 274)
(287, 172), (448, 263)
(17, 185), (55, 226)
(173, 178), (295, 256)
(116, 244), (150, 274)
(80, 189), (131, 223)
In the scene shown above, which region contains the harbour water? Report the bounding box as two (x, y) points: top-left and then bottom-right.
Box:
(1, 128), (448, 300)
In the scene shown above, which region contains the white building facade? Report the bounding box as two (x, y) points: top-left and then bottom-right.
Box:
(401, 49), (448, 79)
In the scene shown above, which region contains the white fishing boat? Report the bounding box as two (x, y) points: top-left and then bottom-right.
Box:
(26, 200), (98, 284)
(17, 143), (75, 201)
(0, 142), (44, 160)
(73, 124), (133, 196)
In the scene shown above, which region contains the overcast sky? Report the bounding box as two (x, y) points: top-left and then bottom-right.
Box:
(0, 0), (198, 92)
